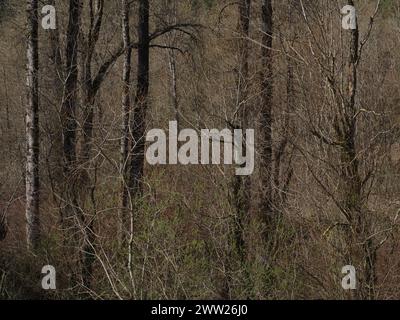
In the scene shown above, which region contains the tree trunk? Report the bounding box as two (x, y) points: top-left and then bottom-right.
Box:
(26, 0), (40, 250)
(120, 0), (132, 234)
(129, 0), (150, 201)
(80, 0), (104, 165)
(62, 0), (81, 169)
(259, 0), (273, 238)
(273, 0), (295, 206)
(223, 0), (252, 299)
(61, 0), (92, 288)
(45, 0), (64, 220)
(340, 0), (375, 299)
(60, 0), (81, 231)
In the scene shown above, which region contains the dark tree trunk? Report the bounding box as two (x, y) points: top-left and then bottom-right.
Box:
(340, 0), (375, 299)
(232, 0), (251, 264)
(129, 0), (150, 201)
(80, 0), (104, 164)
(259, 0), (273, 236)
(61, 0), (97, 289)
(77, 0), (105, 290)
(45, 0), (64, 213)
(62, 0), (81, 169)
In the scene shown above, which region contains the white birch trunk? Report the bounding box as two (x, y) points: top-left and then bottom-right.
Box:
(26, 0), (40, 249)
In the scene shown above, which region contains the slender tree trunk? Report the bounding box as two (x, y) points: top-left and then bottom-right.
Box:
(259, 0), (273, 238)
(26, 0), (40, 250)
(80, 0), (104, 165)
(272, 0), (295, 207)
(61, 0), (90, 288)
(120, 0), (132, 234)
(79, 89), (97, 290)
(129, 0), (149, 201)
(60, 0), (80, 232)
(45, 0), (64, 220)
(341, 4), (363, 298)
(62, 0), (81, 169)
(232, 0), (251, 264)
(341, 1), (361, 232)
(77, 0), (105, 290)
(340, 0), (375, 299)
(223, 0), (252, 299)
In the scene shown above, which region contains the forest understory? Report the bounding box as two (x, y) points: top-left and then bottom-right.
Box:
(1, 0), (400, 300)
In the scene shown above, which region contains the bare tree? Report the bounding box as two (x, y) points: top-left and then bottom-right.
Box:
(218, 0), (253, 299)
(128, 0), (150, 204)
(80, 0), (105, 164)
(231, 0), (251, 266)
(62, 0), (81, 171)
(61, 0), (96, 288)
(120, 0), (133, 234)
(258, 0), (274, 239)
(296, 0), (383, 299)
(271, 0), (295, 212)
(43, 0), (64, 219)
(338, 0), (377, 299)
(26, 0), (40, 250)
